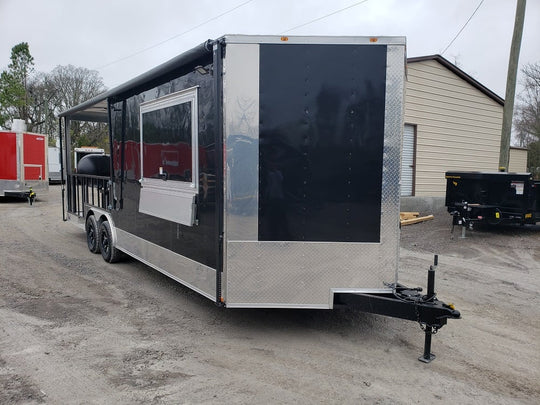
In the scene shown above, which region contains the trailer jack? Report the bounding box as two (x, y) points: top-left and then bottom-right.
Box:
(334, 255), (460, 363)
(449, 201), (478, 238)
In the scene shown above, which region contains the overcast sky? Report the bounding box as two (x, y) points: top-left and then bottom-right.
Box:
(1, 0), (539, 99)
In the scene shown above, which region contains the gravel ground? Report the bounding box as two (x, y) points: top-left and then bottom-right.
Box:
(0, 186), (538, 404)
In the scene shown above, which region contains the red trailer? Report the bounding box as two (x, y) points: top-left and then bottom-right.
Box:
(0, 121), (49, 200)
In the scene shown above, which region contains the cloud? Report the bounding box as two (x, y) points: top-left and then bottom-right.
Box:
(1, 0), (538, 98)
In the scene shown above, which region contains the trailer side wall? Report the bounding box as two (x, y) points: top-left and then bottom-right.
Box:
(109, 56), (218, 299)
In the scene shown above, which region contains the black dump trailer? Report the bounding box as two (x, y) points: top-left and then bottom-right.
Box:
(446, 171), (540, 229)
(59, 35), (459, 361)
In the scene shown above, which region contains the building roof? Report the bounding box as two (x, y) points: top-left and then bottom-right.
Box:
(407, 54), (504, 106)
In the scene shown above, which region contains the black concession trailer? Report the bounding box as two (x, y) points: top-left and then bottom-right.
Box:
(445, 171), (540, 229)
(59, 35), (459, 361)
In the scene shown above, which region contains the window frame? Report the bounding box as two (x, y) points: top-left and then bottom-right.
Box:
(139, 86), (199, 192)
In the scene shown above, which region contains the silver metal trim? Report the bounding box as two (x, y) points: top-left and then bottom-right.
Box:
(331, 288), (393, 294)
(384, 44), (407, 285)
(223, 43), (260, 241)
(229, 240), (383, 246)
(115, 228), (216, 301)
(225, 303), (330, 309)
(18, 132), (23, 183)
(222, 42), (260, 302)
(223, 35), (406, 46)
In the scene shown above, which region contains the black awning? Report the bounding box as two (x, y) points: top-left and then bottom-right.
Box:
(59, 39), (215, 122)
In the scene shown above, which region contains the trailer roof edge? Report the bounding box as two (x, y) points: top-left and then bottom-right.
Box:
(59, 39), (215, 121)
(59, 35), (406, 122)
(222, 34), (406, 45)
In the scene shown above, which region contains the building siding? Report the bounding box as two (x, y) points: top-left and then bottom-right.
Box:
(508, 147), (528, 173)
(404, 59), (503, 196)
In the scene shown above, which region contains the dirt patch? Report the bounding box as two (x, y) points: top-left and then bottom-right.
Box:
(0, 362), (45, 405)
(0, 186), (538, 404)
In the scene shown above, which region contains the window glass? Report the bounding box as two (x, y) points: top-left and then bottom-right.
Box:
(140, 86), (198, 189)
(142, 102), (192, 182)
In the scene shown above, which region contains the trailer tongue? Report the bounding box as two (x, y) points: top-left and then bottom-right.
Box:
(335, 255), (460, 362)
(59, 35), (459, 361)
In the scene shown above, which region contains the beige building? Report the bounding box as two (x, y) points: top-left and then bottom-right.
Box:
(403, 55), (512, 197)
(508, 146), (528, 173)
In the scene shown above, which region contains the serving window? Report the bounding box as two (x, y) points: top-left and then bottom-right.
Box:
(138, 87), (199, 226)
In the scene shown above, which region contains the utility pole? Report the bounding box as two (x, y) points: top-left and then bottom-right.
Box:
(499, 0), (527, 171)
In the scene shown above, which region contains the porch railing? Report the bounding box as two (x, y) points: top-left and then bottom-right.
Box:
(67, 174), (110, 217)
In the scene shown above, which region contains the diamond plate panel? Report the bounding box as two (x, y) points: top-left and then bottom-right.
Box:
(227, 241), (397, 307)
(382, 44), (407, 284)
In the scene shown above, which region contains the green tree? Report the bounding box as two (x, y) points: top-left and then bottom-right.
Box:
(1, 43), (107, 149)
(0, 42), (34, 129)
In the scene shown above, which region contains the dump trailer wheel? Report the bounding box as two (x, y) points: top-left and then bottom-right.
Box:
(85, 215), (101, 253)
(99, 220), (121, 263)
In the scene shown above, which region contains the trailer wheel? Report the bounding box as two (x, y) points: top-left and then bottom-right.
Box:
(99, 220), (121, 263)
(85, 215), (101, 253)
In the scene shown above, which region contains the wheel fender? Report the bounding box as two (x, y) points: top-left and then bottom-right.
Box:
(86, 208), (117, 248)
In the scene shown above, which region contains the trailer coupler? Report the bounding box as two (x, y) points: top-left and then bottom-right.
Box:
(334, 255), (460, 363)
(449, 201), (477, 238)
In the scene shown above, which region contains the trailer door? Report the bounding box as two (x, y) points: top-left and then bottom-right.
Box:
(23, 133), (47, 181)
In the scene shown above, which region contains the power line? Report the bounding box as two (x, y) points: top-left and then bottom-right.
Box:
(95, 0), (254, 71)
(281, 0), (370, 34)
(441, 0), (484, 55)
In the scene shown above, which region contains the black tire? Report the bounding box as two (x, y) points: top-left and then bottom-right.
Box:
(85, 215), (100, 253)
(99, 220), (121, 263)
